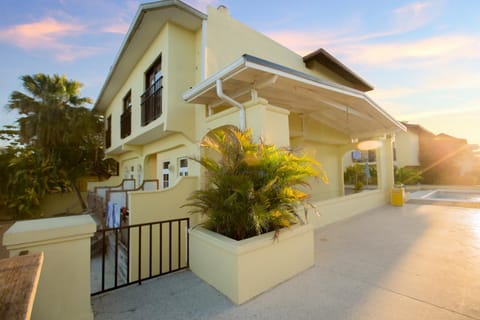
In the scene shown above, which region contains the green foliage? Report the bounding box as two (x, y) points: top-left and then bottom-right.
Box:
(183, 126), (328, 240)
(2, 73), (113, 217)
(0, 146), (66, 219)
(344, 164), (364, 185)
(394, 166), (423, 185)
(354, 180), (364, 193)
(344, 163), (378, 193)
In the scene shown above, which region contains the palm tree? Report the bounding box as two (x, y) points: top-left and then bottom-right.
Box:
(184, 126), (328, 240)
(7, 74), (92, 155)
(6, 73), (102, 211)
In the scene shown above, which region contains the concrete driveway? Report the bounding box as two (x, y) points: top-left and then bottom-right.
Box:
(92, 204), (480, 319)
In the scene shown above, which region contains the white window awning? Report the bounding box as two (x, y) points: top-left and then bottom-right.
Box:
(183, 54), (406, 139)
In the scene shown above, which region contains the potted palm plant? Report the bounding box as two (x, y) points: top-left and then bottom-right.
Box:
(185, 126), (327, 304)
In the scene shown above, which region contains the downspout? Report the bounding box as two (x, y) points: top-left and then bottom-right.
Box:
(216, 79), (246, 131)
(201, 19), (207, 81)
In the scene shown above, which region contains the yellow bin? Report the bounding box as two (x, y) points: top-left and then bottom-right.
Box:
(391, 185), (405, 206)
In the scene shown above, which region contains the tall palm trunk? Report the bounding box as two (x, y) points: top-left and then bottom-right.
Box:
(71, 178), (87, 210)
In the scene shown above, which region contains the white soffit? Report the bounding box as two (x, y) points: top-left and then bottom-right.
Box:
(183, 55), (406, 138)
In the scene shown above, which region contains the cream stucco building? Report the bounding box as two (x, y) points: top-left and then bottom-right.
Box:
(92, 0), (406, 228)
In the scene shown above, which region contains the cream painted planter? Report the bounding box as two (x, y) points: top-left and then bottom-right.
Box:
(189, 224), (314, 304)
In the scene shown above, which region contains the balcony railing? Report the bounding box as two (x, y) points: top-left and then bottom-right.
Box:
(120, 109), (131, 139)
(105, 128), (111, 149)
(141, 77), (163, 126)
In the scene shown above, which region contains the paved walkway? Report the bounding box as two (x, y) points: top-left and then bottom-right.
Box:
(92, 204), (480, 319)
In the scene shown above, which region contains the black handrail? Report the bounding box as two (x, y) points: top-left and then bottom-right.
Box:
(141, 77), (163, 126)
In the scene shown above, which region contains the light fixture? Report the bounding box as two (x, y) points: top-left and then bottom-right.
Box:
(357, 140), (383, 150)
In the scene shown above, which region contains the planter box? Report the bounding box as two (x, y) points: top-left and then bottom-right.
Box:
(189, 224), (314, 304)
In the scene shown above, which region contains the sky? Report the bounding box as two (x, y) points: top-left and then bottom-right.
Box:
(0, 0), (479, 146)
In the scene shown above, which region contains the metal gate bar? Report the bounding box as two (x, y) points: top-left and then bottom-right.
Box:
(91, 217), (190, 296)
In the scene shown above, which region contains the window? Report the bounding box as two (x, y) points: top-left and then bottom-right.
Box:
(121, 91), (132, 138)
(105, 115), (112, 148)
(162, 161), (170, 189)
(141, 56), (163, 126)
(352, 150), (376, 163)
(179, 158), (188, 176)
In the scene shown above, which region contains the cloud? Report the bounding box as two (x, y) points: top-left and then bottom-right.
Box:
(393, 1), (435, 33)
(102, 22), (130, 34)
(0, 17), (115, 62)
(55, 46), (105, 62)
(0, 17), (84, 50)
(100, 1), (139, 34)
(266, 1), (454, 63)
(368, 87), (420, 101)
(423, 68), (480, 90)
(336, 34), (480, 66)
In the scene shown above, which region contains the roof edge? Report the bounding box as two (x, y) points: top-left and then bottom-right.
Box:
(303, 48), (374, 92)
(94, 0), (207, 111)
(183, 54), (406, 133)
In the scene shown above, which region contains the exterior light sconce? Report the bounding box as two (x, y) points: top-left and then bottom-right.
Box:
(357, 140), (383, 150)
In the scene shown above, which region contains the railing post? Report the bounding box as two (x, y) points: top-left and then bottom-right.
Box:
(138, 226), (142, 285)
(159, 222), (163, 274)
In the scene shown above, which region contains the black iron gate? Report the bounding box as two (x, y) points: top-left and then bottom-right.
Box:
(91, 218), (190, 296)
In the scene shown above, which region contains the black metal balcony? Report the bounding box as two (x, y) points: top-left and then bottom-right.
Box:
(120, 109), (131, 139)
(141, 77), (162, 126)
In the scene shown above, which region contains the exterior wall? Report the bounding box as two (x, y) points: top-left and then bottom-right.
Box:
(205, 98), (290, 146)
(103, 24), (168, 154)
(164, 23), (198, 139)
(395, 130), (420, 167)
(292, 140), (343, 201)
(38, 192), (87, 216)
(122, 157), (140, 180)
(108, 132), (199, 189)
(290, 118), (351, 201)
(189, 224), (314, 305)
(310, 190), (388, 227)
(128, 177), (199, 281)
(3, 215), (96, 320)
(128, 177), (199, 225)
(104, 22), (198, 155)
(87, 176), (123, 192)
(143, 133), (200, 182)
(97, 3), (399, 235)
(306, 137), (394, 228)
(204, 6), (359, 88)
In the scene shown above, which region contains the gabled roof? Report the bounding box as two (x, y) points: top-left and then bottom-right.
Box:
(94, 0), (206, 112)
(183, 54), (406, 140)
(303, 48), (374, 92)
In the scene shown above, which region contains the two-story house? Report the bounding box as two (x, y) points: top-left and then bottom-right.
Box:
(92, 0), (406, 228)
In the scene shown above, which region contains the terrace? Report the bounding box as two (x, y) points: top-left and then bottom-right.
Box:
(91, 203), (480, 320)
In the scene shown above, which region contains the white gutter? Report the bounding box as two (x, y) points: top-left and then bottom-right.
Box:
(216, 79), (246, 131)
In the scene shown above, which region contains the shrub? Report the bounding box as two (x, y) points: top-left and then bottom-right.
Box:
(394, 166), (423, 185)
(184, 126), (328, 240)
